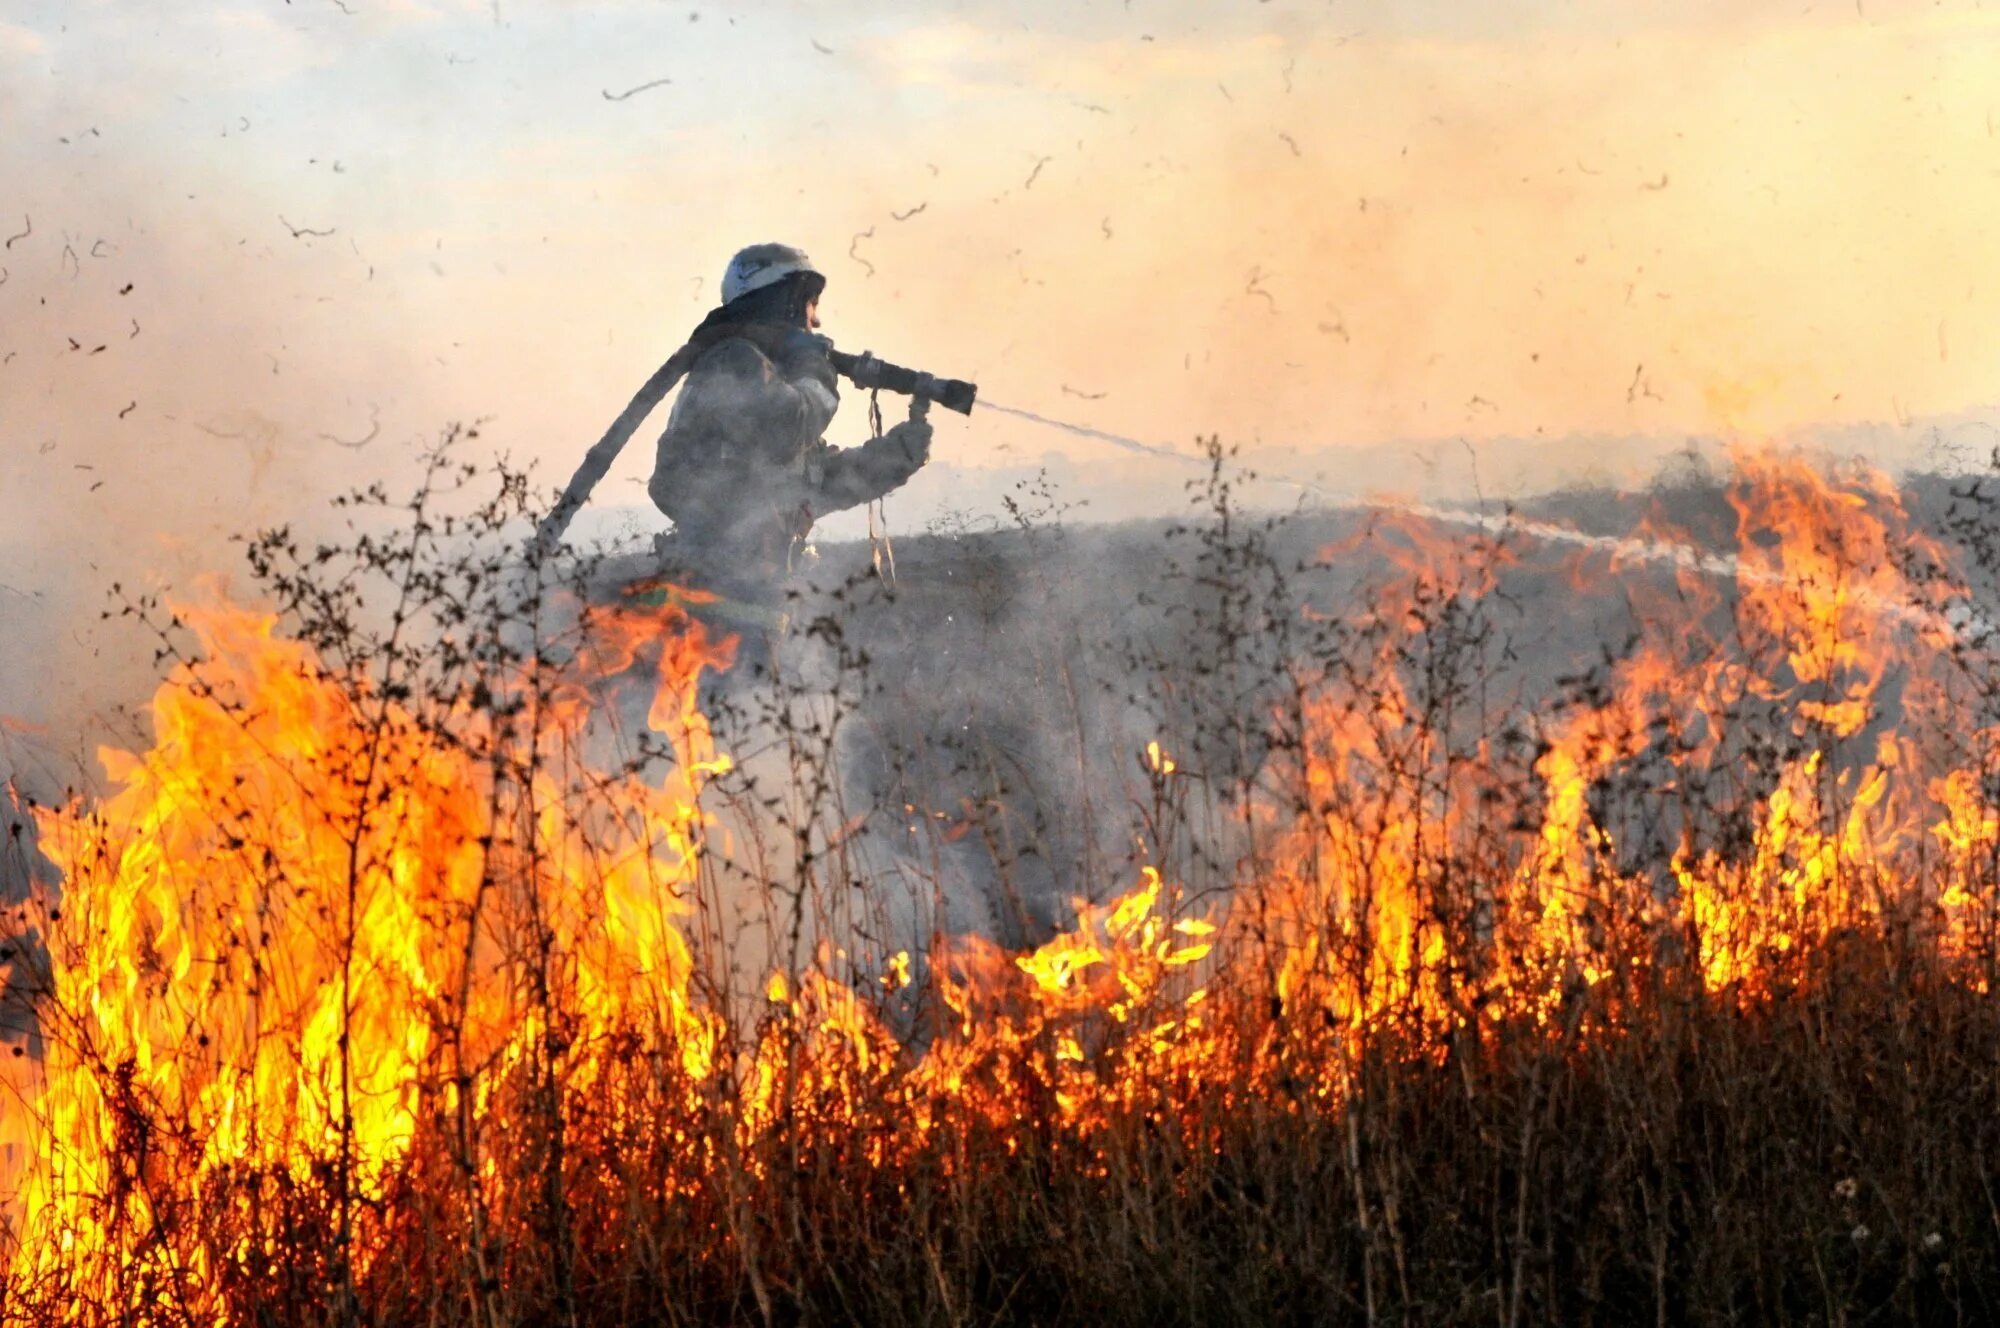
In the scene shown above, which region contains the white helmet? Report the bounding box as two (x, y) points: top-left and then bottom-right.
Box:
(720, 242), (822, 305)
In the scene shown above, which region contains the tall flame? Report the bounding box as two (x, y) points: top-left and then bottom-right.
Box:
(1, 593), (729, 1313)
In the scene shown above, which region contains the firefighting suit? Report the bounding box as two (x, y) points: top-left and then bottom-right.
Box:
(647, 318), (933, 678)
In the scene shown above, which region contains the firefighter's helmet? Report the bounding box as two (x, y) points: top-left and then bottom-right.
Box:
(721, 243), (822, 305)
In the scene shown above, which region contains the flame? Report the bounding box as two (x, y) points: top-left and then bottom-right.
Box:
(5, 450), (2000, 1318)
(0, 593), (732, 1313)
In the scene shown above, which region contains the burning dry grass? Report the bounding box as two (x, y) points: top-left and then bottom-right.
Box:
(4, 446), (2000, 1324)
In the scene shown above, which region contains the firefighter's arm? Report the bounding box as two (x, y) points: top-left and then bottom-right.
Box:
(809, 395), (933, 515)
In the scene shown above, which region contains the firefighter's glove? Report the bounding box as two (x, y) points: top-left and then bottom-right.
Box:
(884, 411), (933, 471)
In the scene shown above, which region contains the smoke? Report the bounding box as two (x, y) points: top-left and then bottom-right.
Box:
(0, 19), (481, 790)
(10, 0), (2000, 800)
(0, 161), (416, 795)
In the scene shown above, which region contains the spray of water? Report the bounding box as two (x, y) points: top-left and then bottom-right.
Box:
(981, 398), (1988, 640)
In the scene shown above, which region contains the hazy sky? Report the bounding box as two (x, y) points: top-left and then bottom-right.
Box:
(5, 0), (2000, 743)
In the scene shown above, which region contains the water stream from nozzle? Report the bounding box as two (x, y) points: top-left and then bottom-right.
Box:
(981, 401), (1205, 464)
(978, 397), (1991, 640)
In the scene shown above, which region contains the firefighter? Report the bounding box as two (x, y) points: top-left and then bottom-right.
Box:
(647, 243), (934, 677)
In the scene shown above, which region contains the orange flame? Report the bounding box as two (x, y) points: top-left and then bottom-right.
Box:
(5, 450), (2000, 1319)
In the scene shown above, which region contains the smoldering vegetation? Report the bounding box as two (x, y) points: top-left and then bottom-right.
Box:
(10, 444), (2000, 1325)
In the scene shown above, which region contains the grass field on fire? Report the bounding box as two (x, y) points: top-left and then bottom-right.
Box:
(7, 445), (2000, 1325)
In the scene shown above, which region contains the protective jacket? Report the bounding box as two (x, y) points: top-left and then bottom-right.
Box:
(648, 322), (927, 604)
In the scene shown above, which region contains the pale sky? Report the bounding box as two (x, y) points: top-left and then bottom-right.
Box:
(5, 0), (2000, 743)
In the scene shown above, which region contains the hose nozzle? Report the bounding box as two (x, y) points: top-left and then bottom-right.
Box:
(828, 349), (978, 415)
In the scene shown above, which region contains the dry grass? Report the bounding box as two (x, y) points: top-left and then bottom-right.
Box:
(5, 442), (2000, 1326)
